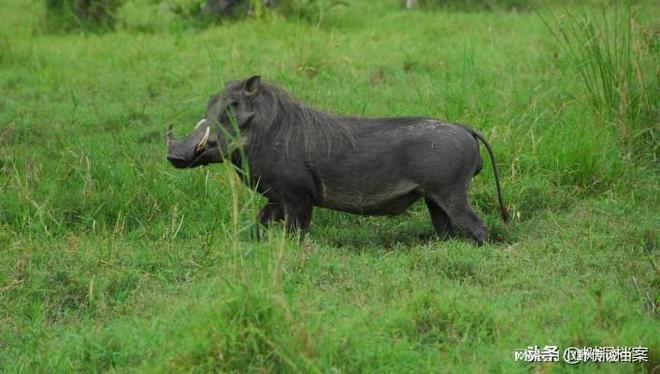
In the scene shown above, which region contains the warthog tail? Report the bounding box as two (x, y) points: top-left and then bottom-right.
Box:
(460, 125), (510, 223)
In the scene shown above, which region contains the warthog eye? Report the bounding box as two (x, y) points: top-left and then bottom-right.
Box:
(222, 101), (238, 116)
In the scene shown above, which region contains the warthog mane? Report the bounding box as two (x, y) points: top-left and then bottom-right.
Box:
(248, 82), (356, 156)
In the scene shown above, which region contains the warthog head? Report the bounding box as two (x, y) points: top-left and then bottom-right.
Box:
(166, 76), (259, 168)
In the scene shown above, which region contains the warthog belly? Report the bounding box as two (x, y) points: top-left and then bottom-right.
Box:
(318, 181), (422, 215)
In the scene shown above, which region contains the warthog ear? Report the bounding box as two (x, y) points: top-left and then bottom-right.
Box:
(242, 75), (261, 97)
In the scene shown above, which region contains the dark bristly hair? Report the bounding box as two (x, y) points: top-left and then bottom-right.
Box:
(251, 82), (356, 157)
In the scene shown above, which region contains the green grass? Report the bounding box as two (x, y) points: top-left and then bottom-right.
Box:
(1, 0), (658, 372)
(539, 2), (658, 159)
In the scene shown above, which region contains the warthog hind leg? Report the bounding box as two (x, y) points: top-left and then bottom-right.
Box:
(428, 188), (487, 246)
(425, 198), (453, 238)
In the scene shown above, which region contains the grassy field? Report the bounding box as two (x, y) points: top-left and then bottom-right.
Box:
(0, 0), (658, 372)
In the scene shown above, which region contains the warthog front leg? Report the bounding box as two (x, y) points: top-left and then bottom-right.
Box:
(281, 195), (313, 237)
(258, 200), (285, 226)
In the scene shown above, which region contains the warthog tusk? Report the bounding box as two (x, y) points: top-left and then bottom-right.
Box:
(195, 126), (210, 153)
(195, 119), (207, 130)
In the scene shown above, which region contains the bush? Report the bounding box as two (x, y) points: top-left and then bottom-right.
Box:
(276, 0), (348, 26)
(409, 0), (532, 12)
(171, 0), (347, 27)
(540, 3), (659, 160)
(44, 0), (125, 31)
(169, 0), (205, 22)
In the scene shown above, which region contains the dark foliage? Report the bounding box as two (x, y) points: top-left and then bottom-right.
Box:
(44, 0), (124, 31)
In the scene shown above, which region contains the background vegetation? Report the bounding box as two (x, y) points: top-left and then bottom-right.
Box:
(0, 0), (658, 371)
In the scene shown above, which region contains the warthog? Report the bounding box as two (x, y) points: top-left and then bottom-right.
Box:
(167, 76), (509, 244)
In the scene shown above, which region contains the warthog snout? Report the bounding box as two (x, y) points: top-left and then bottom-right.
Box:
(166, 120), (221, 168)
